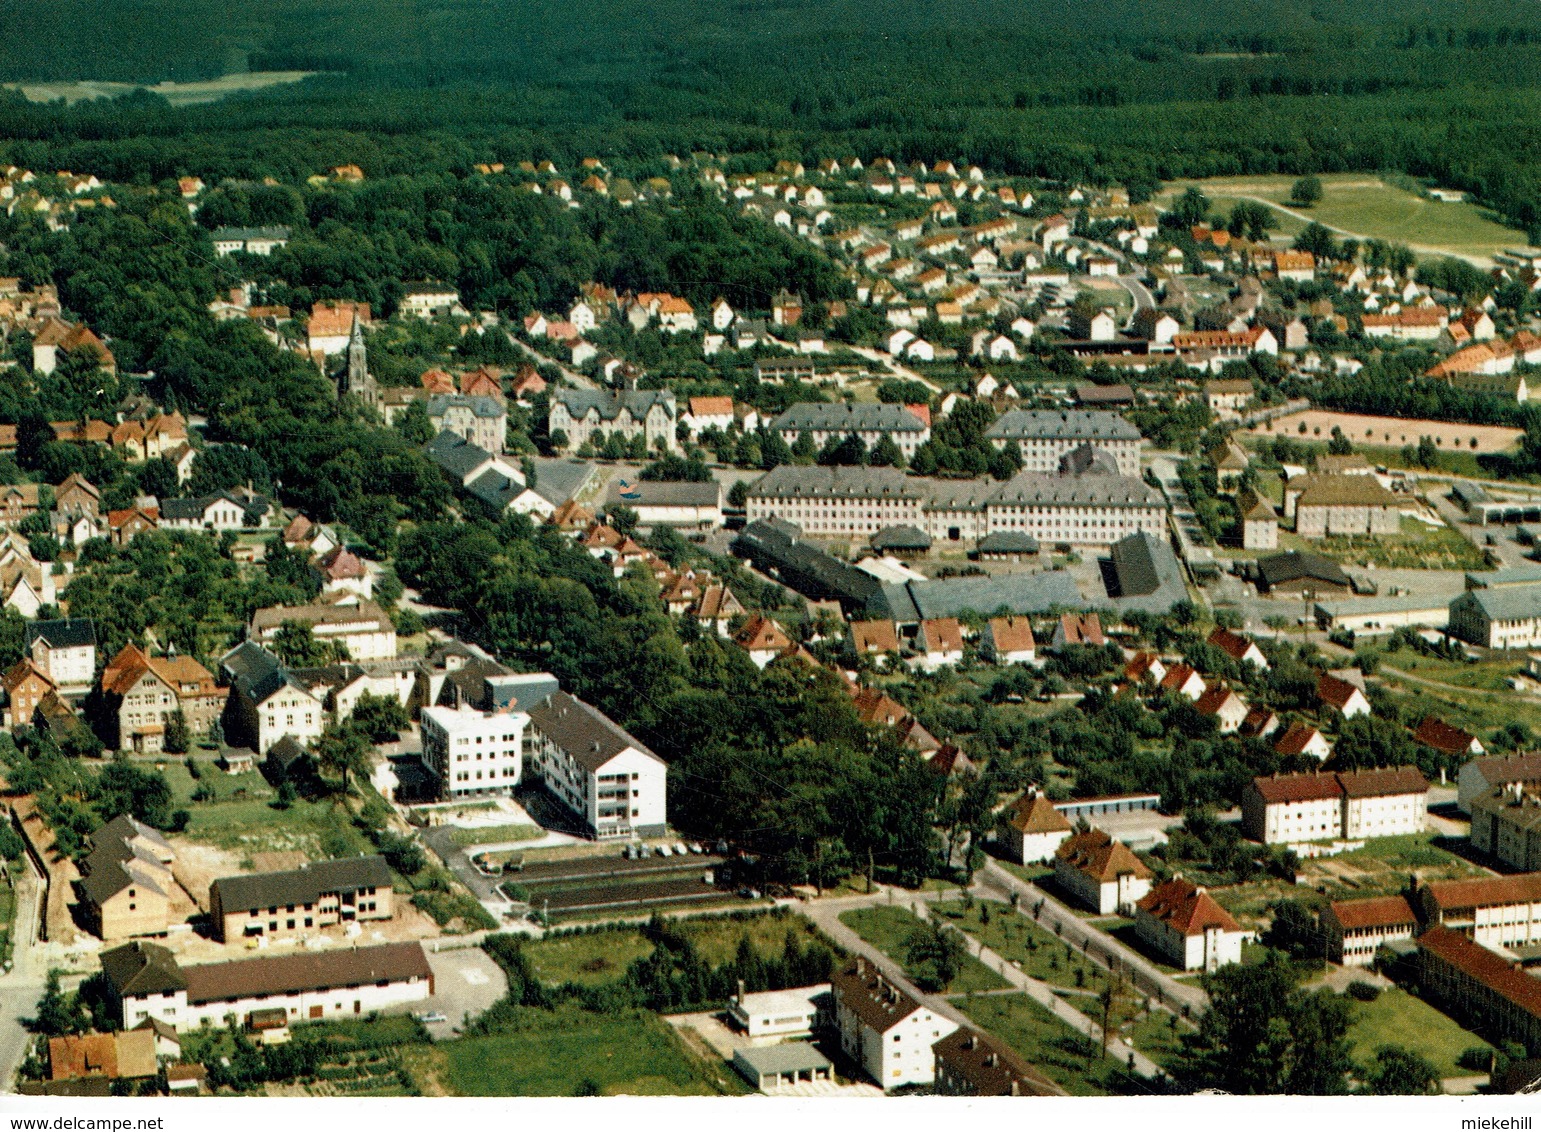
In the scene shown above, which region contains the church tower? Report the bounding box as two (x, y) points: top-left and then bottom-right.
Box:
(342, 312), (374, 403)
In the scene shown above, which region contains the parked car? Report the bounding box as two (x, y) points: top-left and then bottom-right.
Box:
(415, 1012), (448, 1024)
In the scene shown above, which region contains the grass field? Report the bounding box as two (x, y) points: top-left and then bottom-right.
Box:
(1347, 988), (1489, 1079)
(1373, 646), (1541, 738)
(934, 899), (1116, 992)
(449, 824), (543, 848)
(524, 910), (834, 987)
(419, 1008), (747, 1096)
(1278, 517), (1485, 571)
(957, 994), (1120, 1096)
(838, 905), (1010, 994)
(1157, 175), (1527, 265)
(0, 872), (14, 967)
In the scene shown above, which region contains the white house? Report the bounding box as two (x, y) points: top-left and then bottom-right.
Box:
(832, 958), (958, 1090)
(526, 692), (668, 839)
(1134, 878), (1245, 972)
(1054, 829), (1153, 914)
(1318, 673), (1371, 718)
(911, 618), (964, 672)
(249, 601), (398, 663)
(1001, 790), (1072, 864)
(26, 619), (96, 694)
(980, 616), (1035, 665)
(728, 984), (830, 1038)
(101, 941), (432, 1033)
(421, 703), (528, 800)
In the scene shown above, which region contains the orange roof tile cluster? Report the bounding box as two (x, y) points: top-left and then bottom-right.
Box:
(1004, 791), (1072, 835)
(1412, 716), (1478, 756)
(1422, 873), (1541, 913)
(1249, 766), (1428, 804)
(1136, 878), (1239, 936)
(1327, 894), (1418, 931)
(1055, 829), (1152, 882)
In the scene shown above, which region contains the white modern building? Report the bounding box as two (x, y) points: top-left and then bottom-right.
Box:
(727, 983), (830, 1038)
(526, 691), (667, 839)
(421, 704), (530, 800)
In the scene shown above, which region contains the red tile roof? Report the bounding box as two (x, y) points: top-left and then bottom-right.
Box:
(1317, 673), (1366, 711)
(1136, 878), (1239, 936)
(1327, 895), (1418, 931)
(1004, 791), (1072, 835)
(1056, 829), (1152, 882)
(1413, 716), (1479, 756)
(1207, 627), (1259, 662)
(1418, 926), (1541, 1020)
(1271, 722), (1325, 757)
(1423, 873), (1541, 913)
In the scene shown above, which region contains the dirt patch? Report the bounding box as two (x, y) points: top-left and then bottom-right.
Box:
(251, 851), (308, 873)
(1247, 410), (1523, 454)
(169, 840), (248, 911)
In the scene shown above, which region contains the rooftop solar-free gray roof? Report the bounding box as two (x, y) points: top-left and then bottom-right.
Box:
(427, 430), (494, 480)
(985, 409), (1141, 442)
(990, 471), (1161, 508)
(770, 402), (928, 434)
(873, 569), (1084, 623)
(211, 856), (393, 915)
(1454, 583), (1541, 624)
(748, 464), (921, 501)
(529, 458), (598, 507)
(527, 691), (662, 772)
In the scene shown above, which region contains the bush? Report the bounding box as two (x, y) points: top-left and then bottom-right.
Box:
(1457, 1046), (1493, 1072)
(1346, 981), (1381, 1002)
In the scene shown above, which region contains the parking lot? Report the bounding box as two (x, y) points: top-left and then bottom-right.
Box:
(418, 945), (508, 1039)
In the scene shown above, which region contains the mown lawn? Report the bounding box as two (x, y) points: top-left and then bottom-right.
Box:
(933, 898), (1111, 992)
(430, 1009), (747, 1096)
(450, 823), (543, 847)
(1347, 988), (1490, 1079)
(957, 994), (1118, 1096)
(524, 910), (833, 987)
(838, 905), (1009, 994)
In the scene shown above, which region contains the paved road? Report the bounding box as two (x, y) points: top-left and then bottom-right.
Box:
(980, 861), (1209, 1015)
(0, 853), (47, 1092)
(1083, 239), (1156, 329)
(845, 345), (942, 393)
(423, 826), (512, 915)
(504, 332), (598, 390)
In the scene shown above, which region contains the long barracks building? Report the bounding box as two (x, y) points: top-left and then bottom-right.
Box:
(744, 464), (1165, 546)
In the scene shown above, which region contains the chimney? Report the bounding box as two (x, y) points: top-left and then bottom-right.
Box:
(737, 979), (745, 1005)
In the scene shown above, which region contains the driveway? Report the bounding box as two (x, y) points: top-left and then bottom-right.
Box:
(417, 945), (508, 1038)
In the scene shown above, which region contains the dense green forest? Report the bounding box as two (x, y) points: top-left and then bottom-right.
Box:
(2, 1), (1541, 236)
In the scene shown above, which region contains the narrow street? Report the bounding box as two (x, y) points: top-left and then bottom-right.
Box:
(0, 852), (48, 1091)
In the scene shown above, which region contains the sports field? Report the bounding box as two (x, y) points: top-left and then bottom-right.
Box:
(1157, 175), (1527, 266)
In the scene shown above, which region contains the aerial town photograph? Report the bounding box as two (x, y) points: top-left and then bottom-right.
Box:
(4, 0), (1541, 1116)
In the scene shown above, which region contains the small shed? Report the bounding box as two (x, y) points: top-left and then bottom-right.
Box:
(732, 1042), (834, 1092)
(870, 525), (932, 556)
(166, 1063), (208, 1094)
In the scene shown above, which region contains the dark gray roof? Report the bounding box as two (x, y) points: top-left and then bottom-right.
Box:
(211, 856), (393, 915)
(100, 942), (185, 998)
(526, 691), (663, 772)
(923, 479), (998, 511)
(25, 618), (95, 650)
(264, 736), (312, 773)
(870, 525), (932, 551)
(990, 471), (1161, 508)
(977, 532), (1040, 554)
(160, 489), (272, 523)
(748, 464), (921, 501)
(732, 519), (884, 610)
(1453, 584), (1541, 623)
(1058, 444), (1122, 476)
(603, 480), (721, 508)
(1257, 550), (1351, 591)
(984, 409), (1141, 442)
(426, 430), (494, 480)
(468, 468), (527, 511)
(872, 570), (1083, 623)
(426, 393), (505, 421)
(1108, 530), (1188, 613)
(219, 640), (305, 705)
(529, 457), (597, 508)
(552, 389), (675, 422)
(484, 672), (560, 712)
(770, 402), (927, 434)
(210, 226), (291, 243)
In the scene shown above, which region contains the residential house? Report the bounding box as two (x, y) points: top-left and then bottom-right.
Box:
(219, 641), (326, 755)
(26, 619), (96, 696)
(1273, 721), (1331, 761)
(1133, 877), (1245, 971)
(733, 615), (795, 669)
(1122, 651), (1167, 686)
(1159, 663), (1206, 701)
(47, 1031), (157, 1084)
(421, 703), (529, 800)
(1001, 789), (1072, 864)
(1, 658), (54, 729)
(1052, 612), (1104, 649)
(1241, 767), (1429, 844)
(1413, 716), (1484, 758)
(1053, 829), (1153, 914)
(75, 815), (176, 942)
(99, 644), (221, 752)
(1207, 627), (1268, 668)
(1318, 673), (1371, 718)
(980, 616), (1036, 665)
(248, 601), (397, 662)
(912, 618), (964, 671)
(832, 957), (958, 1090)
(1194, 685), (1248, 733)
(850, 619), (901, 666)
(209, 856), (393, 942)
(99, 940), (432, 1033)
(1459, 754), (1541, 815)
(932, 1029), (1059, 1097)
